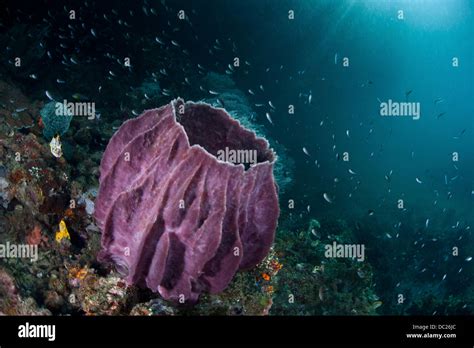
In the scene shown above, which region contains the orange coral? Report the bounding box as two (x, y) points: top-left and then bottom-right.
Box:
(68, 266), (89, 281)
(270, 260), (283, 272)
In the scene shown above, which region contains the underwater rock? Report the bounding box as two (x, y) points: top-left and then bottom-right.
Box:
(272, 218), (380, 315)
(95, 99), (280, 303)
(0, 80), (38, 131)
(44, 290), (64, 311)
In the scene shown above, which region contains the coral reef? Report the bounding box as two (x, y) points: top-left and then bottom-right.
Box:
(0, 73), (382, 316)
(355, 208), (474, 315)
(0, 267), (50, 315)
(187, 248), (282, 315)
(271, 218), (381, 315)
(0, 79), (103, 315)
(70, 271), (137, 316)
(95, 99), (279, 303)
(0, 78), (285, 315)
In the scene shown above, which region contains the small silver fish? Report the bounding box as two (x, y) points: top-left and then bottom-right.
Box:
(265, 112), (273, 125)
(302, 147), (310, 156)
(268, 101), (275, 109)
(323, 193), (332, 203)
(45, 90), (54, 101)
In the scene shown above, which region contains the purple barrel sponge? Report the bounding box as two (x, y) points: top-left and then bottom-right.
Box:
(95, 99), (279, 303)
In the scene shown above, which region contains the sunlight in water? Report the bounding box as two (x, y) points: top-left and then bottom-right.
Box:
(359, 0), (470, 29)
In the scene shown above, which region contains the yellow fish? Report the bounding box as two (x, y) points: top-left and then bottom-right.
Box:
(55, 219), (70, 242)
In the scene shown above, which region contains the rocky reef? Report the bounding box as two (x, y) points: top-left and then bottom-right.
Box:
(0, 267), (50, 315)
(0, 78), (381, 315)
(271, 217), (381, 315)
